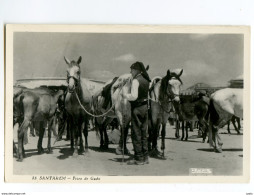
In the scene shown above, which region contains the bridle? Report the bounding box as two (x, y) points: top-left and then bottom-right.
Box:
(67, 74), (80, 93)
(150, 76), (181, 113)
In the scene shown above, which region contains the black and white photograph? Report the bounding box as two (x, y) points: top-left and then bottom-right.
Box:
(5, 25), (250, 182)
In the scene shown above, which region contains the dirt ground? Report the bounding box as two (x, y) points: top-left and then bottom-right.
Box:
(12, 123), (243, 176)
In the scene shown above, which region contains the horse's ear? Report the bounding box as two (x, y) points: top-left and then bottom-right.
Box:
(77, 56), (82, 65)
(167, 70), (171, 77)
(178, 69), (183, 77)
(145, 65), (149, 71)
(64, 56), (70, 65)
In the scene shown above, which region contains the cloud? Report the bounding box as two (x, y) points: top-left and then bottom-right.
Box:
(182, 60), (219, 87)
(114, 53), (136, 62)
(87, 70), (116, 82)
(189, 34), (212, 41)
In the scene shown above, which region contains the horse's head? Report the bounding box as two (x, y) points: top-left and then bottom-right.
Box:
(64, 56), (82, 93)
(160, 69), (183, 102)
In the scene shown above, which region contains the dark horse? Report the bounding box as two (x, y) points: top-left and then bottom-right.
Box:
(64, 56), (103, 156)
(174, 94), (209, 142)
(148, 69), (183, 158)
(13, 86), (64, 162)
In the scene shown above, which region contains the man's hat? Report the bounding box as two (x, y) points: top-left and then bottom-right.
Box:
(130, 61), (144, 71)
(130, 61), (151, 82)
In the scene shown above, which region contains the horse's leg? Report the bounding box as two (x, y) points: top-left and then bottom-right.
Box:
(52, 116), (58, 137)
(236, 117), (241, 134)
(72, 119), (79, 156)
(103, 118), (112, 149)
(47, 119), (53, 154)
(237, 117), (241, 129)
(152, 120), (159, 150)
(103, 125), (109, 149)
(98, 123), (104, 149)
(199, 119), (208, 143)
(30, 122), (35, 137)
(185, 121), (189, 141)
(66, 119), (70, 141)
(232, 117), (240, 134)
(37, 121), (45, 154)
(148, 120), (152, 152)
(227, 121), (231, 134)
(175, 120), (180, 138)
(68, 118), (74, 150)
(17, 119), (30, 162)
(77, 119), (83, 154)
(73, 127), (79, 156)
(181, 121), (185, 141)
(189, 121), (193, 132)
(83, 119), (89, 152)
(161, 123), (166, 157)
(13, 141), (17, 158)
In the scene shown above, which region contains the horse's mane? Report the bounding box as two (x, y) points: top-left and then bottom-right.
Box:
(112, 74), (132, 94)
(159, 75), (170, 102)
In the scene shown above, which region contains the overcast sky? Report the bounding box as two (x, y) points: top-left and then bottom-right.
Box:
(14, 32), (243, 89)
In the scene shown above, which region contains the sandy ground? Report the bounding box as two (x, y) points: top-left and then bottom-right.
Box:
(12, 124), (243, 176)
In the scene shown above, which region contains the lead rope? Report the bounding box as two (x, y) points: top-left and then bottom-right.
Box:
(74, 81), (127, 118)
(74, 92), (116, 118)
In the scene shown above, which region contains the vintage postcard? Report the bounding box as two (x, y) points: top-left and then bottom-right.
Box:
(5, 25), (250, 183)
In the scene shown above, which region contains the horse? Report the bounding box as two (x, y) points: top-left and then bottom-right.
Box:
(91, 66), (150, 153)
(148, 69), (183, 158)
(13, 87), (64, 162)
(64, 56), (104, 156)
(208, 88), (243, 153)
(91, 78), (118, 150)
(91, 74), (133, 154)
(174, 94), (209, 142)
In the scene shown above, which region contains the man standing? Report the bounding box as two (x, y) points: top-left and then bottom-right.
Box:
(124, 61), (151, 165)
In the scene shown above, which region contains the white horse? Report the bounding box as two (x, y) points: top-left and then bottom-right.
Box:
(208, 88), (243, 152)
(148, 69), (183, 158)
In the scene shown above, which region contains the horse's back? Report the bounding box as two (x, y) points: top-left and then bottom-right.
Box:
(211, 88), (243, 118)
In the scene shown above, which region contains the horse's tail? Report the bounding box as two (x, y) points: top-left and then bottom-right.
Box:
(93, 118), (101, 140)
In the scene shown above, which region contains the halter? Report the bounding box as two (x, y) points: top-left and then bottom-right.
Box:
(149, 76), (181, 114)
(67, 75), (79, 93)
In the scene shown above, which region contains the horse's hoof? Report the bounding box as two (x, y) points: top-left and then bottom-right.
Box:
(184, 138), (188, 141)
(38, 149), (44, 155)
(72, 153), (79, 158)
(161, 155), (167, 160)
(214, 147), (223, 153)
(181, 138), (184, 141)
(47, 149), (53, 154)
(17, 158), (23, 162)
(202, 140), (205, 143)
(80, 147), (85, 153)
(99, 144), (108, 150)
